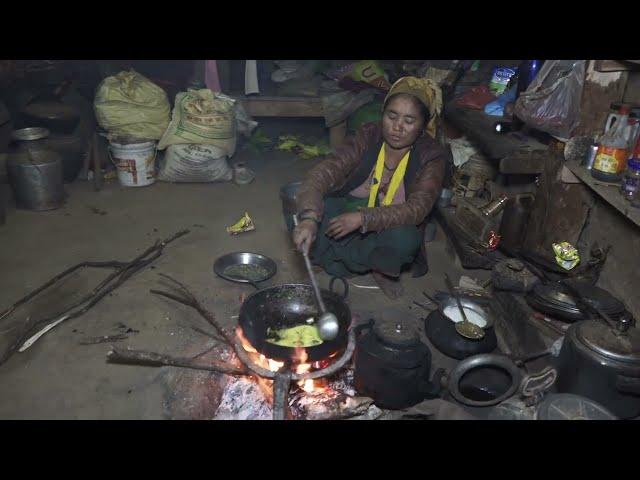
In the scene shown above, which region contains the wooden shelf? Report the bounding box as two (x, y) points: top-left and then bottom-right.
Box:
(444, 102), (548, 160)
(239, 95), (324, 118)
(234, 94), (347, 149)
(564, 160), (640, 228)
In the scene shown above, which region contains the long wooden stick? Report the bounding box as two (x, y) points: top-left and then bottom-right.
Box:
(151, 273), (236, 347)
(107, 347), (248, 376)
(0, 261), (128, 322)
(0, 230), (189, 366)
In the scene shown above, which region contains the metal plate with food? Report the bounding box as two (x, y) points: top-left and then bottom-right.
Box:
(214, 252), (277, 285)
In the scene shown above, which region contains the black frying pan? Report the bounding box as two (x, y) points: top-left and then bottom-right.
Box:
(238, 283), (351, 362)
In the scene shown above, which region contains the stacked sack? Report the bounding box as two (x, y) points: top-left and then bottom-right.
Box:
(94, 70), (171, 187)
(157, 89), (255, 183)
(96, 71), (257, 185)
(94, 69), (170, 141)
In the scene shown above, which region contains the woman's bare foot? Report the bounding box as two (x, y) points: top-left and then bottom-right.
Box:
(372, 271), (404, 299)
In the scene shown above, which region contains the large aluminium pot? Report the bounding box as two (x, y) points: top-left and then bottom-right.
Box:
(556, 320), (640, 419)
(7, 128), (65, 210)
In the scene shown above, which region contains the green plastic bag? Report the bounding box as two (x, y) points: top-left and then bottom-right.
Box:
(347, 101), (384, 132)
(350, 61), (389, 87)
(94, 70), (170, 140)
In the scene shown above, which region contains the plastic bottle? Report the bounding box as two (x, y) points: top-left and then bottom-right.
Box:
(516, 60), (543, 97)
(621, 158), (640, 201)
(592, 104), (631, 182)
(628, 116), (640, 158)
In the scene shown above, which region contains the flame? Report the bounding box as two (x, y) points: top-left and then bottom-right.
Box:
(301, 379), (316, 393)
(235, 327), (329, 394)
(268, 358), (285, 372)
(293, 347), (308, 364)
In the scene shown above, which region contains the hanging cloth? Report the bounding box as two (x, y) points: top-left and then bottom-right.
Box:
(367, 144), (411, 207)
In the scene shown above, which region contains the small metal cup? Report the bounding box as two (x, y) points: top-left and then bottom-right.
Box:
(582, 144), (599, 170)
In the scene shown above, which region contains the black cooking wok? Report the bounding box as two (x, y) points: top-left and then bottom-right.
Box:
(239, 283), (351, 362)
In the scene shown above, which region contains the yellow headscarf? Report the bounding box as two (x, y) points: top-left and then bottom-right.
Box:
(384, 76), (443, 139)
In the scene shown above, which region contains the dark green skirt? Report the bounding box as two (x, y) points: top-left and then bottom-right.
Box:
(310, 196), (422, 278)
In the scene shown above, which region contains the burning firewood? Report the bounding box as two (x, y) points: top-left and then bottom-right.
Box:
(107, 346), (249, 376)
(108, 274), (366, 420)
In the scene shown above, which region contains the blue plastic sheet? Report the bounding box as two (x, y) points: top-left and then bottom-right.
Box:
(484, 86), (517, 117)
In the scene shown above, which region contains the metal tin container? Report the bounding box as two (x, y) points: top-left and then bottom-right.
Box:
(481, 195), (508, 217)
(556, 320), (640, 419)
(7, 148), (64, 211)
(582, 143), (599, 170)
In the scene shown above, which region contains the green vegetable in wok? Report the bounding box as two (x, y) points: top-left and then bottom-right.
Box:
(266, 324), (324, 347)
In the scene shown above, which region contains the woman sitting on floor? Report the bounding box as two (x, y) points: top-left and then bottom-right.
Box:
(293, 76), (448, 299)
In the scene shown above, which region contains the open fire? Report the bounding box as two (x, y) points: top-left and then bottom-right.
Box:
(212, 328), (372, 420)
(235, 327), (332, 394)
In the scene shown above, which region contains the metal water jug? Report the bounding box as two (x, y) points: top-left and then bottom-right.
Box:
(7, 128), (64, 211)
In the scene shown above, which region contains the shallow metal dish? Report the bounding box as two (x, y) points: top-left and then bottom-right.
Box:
(214, 252), (277, 285)
(11, 127), (50, 142)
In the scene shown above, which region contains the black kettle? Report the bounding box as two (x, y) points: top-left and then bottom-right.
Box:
(353, 318), (442, 410)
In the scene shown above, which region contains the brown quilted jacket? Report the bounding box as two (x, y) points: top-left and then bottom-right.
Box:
(296, 122), (447, 232)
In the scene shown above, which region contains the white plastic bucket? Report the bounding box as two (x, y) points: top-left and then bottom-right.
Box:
(108, 140), (157, 187)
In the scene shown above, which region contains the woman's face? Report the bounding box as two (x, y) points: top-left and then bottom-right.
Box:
(382, 94), (426, 149)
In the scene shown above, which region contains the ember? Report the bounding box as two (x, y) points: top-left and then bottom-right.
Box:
(213, 367), (373, 420)
(212, 327), (365, 420)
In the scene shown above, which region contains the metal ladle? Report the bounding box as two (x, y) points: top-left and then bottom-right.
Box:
(292, 215), (339, 341)
(444, 274), (485, 340)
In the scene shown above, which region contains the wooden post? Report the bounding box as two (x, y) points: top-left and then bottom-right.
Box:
(92, 131), (103, 192)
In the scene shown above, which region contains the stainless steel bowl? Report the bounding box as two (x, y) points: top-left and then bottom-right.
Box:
(214, 252), (277, 284)
(439, 297), (494, 330)
(11, 127), (50, 142)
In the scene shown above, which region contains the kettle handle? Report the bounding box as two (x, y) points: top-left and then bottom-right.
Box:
(520, 366), (557, 398)
(353, 319), (374, 337)
(329, 276), (349, 300)
(616, 375), (640, 395)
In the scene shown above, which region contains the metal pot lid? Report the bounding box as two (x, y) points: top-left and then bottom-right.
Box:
(536, 393), (617, 420)
(373, 319), (419, 349)
(561, 280), (625, 313)
(531, 283), (624, 315)
(11, 127), (50, 142)
(575, 320), (640, 364)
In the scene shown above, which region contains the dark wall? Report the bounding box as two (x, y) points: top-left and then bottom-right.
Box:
(579, 196), (640, 319)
